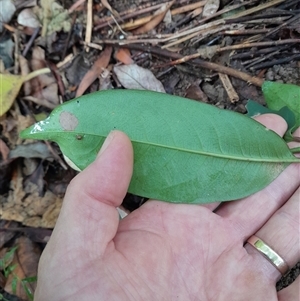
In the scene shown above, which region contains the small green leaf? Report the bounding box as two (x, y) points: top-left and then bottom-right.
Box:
(11, 276), (18, 294)
(21, 279), (35, 301)
(262, 81), (300, 133)
(20, 90), (300, 204)
(5, 264), (17, 277)
(0, 246), (17, 270)
(291, 146), (300, 154)
(22, 276), (37, 283)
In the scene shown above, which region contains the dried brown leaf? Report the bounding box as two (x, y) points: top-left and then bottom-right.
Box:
(5, 236), (40, 300)
(185, 82), (209, 103)
(191, 7), (203, 18)
(0, 138), (10, 160)
(28, 47), (59, 107)
(30, 47), (54, 86)
(0, 112), (34, 147)
(1, 168), (62, 227)
(114, 48), (134, 65)
(171, 1), (205, 15)
(132, 1), (175, 35)
(19, 55), (31, 96)
(114, 64), (165, 92)
(76, 46), (112, 97)
(65, 54), (91, 86)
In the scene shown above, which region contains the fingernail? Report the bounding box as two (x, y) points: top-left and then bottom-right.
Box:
(98, 131), (115, 157)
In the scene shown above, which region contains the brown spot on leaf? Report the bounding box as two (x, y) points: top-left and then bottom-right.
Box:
(59, 111), (78, 131)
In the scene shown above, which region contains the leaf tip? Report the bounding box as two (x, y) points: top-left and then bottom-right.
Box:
(19, 125), (35, 139)
(19, 118), (50, 140)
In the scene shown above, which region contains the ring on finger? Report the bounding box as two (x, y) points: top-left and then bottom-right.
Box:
(247, 235), (289, 276)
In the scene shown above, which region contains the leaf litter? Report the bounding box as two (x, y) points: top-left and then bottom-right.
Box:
(0, 0), (300, 298)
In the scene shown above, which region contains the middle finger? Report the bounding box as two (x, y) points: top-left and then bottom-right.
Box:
(215, 162), (300, 240)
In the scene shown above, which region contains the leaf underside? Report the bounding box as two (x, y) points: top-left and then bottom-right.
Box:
(20, 90), (300, 204)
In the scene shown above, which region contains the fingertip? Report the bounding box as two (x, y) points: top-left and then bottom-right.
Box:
(253, 114), (288, 137)
(70, 130), (134, 207)
(97, 130), (132, 158)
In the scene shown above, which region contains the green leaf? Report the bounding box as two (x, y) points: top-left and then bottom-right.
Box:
(6, 264), (17, 276)
(11, 276), (18, 294)
(0, 68), (50, 117)
(20, 90), (300, 204)
(262, 81), (300, 133)
(291, 146), (300, 154)
(21, 276), (37, 283)
(0, 246), (17, 270)
(21, 279), (34, 301)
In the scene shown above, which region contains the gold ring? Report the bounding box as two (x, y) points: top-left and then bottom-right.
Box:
(247, 235), (289, 276)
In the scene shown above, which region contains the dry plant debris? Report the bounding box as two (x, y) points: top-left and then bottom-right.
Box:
(0, 0), (299, 299)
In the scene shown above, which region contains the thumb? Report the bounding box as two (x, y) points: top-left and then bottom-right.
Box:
(50, 130), (133, 253)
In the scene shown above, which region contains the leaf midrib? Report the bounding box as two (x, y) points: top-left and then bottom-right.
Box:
(43, 130), (300, 163)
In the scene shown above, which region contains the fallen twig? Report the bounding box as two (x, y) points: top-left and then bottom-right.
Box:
(218, 38), (300, 52)
(90, 43), (264, 87)
(219, 73), (239, 103)
(225, 0), (286, 20)
(262, 14), (300, 39)
(251, 53), (300, 70)
(85, 0), (93, 52)
(94, 0), (196, 30)
(22, 27), (40, 57)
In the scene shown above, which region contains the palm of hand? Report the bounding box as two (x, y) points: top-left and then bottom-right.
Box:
(112, 202), (266, 301)
(35, 118), (299, 301)
(37, 200), (275, 301)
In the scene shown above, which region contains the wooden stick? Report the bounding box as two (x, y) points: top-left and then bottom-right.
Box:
(171, 1), (206, 15)
(85, 0), (93, 52)
(218, 73), (239, 103)
(218, 39), (300, 52)
(225, 0), (286, 20)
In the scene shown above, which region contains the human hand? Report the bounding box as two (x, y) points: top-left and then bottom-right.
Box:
(35, 114), (300, 301)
